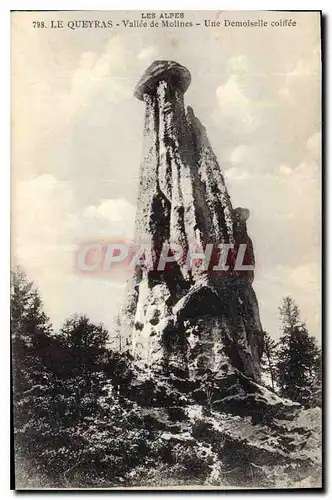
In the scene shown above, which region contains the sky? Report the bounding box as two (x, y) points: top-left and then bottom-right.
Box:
(11, 10), (321, 340)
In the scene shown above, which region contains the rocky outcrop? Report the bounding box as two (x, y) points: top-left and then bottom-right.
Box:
(121, 60), (263, 389)
(124, 371), (322, 488)
(115, 60), (321, 489)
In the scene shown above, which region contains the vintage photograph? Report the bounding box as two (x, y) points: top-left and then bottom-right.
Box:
(11, 10), (322, 489)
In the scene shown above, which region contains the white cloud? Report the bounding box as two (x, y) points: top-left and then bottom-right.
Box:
(216, 75), (249, 107)
(226, 55), (250, 74)
(13, 174), (74, 249)
(225, 145), (320, 340)
(279, 164), (292, 176)
(255, 262), (320, 339)
(137, 46), (157, 61)
(12, 175), (136, 329)
(287, 45), (321, 77)
(13, 179), (136, 259)
(225, 167), (250, 181)
(83, 198), (136, 239)
(266, 262), (320, 294)
(84, 198), (134, 222)
(279, 46), (321, 104)
(230, 144), (249, 165)
(65, 36), (131, 117)
(307, 132), (321, 159)
(289, 262), (320, 293)
(278, 87), (291, 99)
(48, 274), (126, 331)
(12, 175), (77, 323)
(216, 75), (261, 133)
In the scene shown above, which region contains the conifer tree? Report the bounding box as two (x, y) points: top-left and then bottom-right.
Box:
(11, 267), (51, 346)
(261, 331), (279, 392)
(11, 268), (57, 472)
(11, 267), (53, 399)
(277, 296), (321, 407)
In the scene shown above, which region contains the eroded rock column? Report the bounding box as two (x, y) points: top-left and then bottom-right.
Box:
(121, 60), (264, 385)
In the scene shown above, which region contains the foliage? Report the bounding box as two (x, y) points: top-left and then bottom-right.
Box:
(11, 268), (150, 486)
(276, 296), (321, 407)
(11, 270), (322, 488)
(261, 331), (279, 392)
